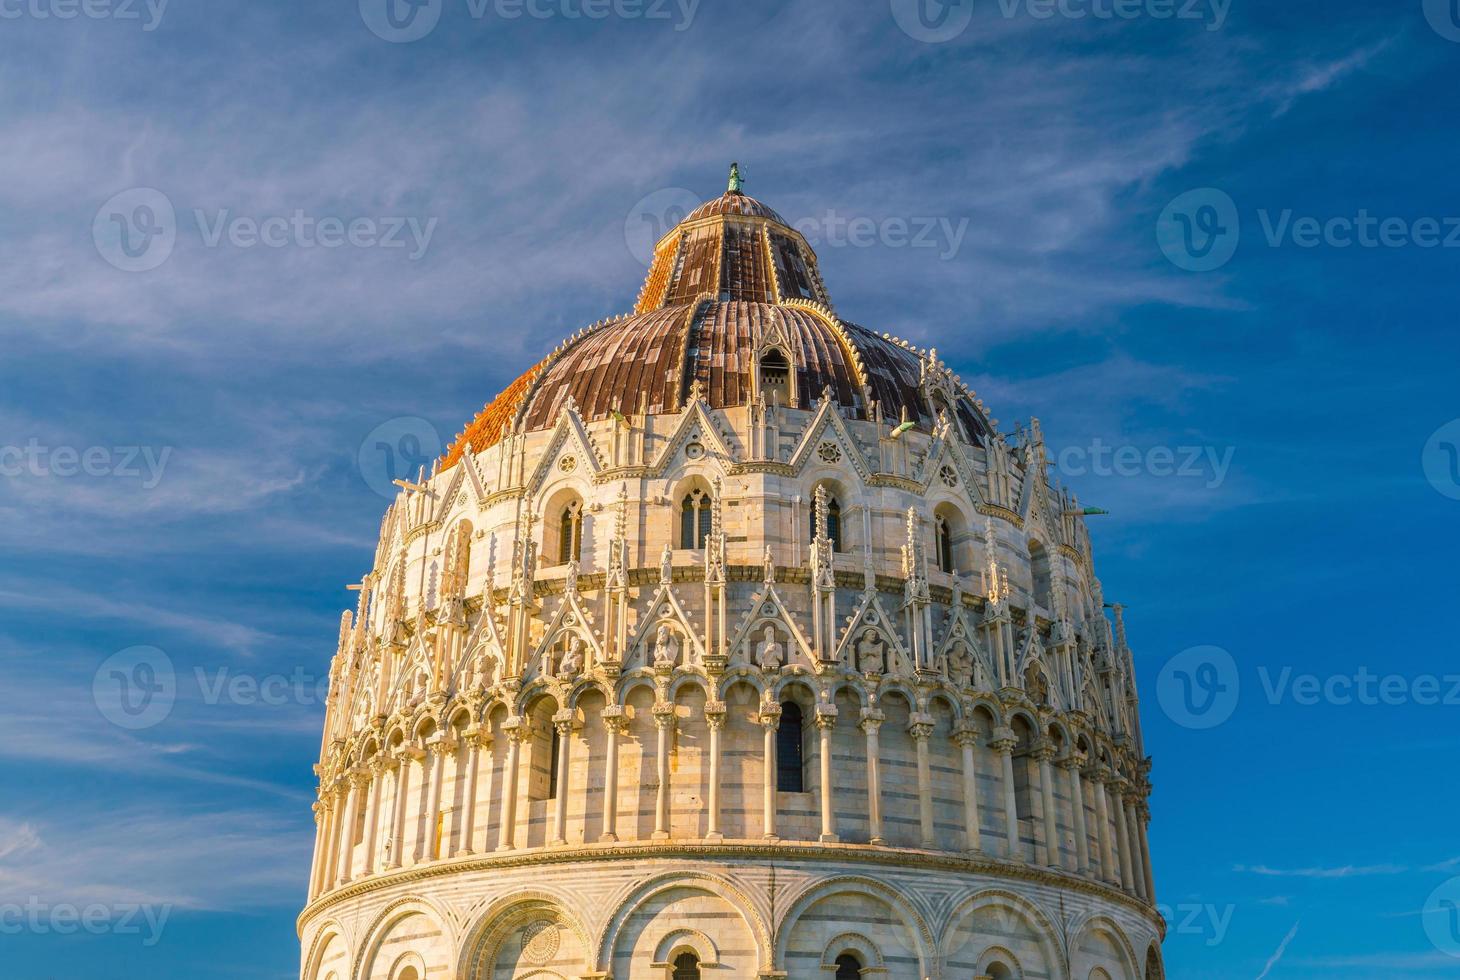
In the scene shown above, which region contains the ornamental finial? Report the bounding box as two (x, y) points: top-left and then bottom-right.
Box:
(727, 161), (744, 194)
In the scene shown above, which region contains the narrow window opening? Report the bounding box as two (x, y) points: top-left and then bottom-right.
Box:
(672, 952), (701, 980)
(777, 701), (805, 792)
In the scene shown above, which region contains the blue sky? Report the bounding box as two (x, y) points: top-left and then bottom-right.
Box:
(1, 1), (1456, 977)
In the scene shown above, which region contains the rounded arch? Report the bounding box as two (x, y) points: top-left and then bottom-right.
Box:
(967, 695), (1005, 732)
(821, 931), (885, 971)
(566, 676), (616, 711)
(352, 896), (456, 980)
(457, 890), (593, 980)
(716, 671), (768, 702)
(595, 870), (771, 973)
(1144, 942), (1165, 980)
(302, 921), (349, 980)
(827, 676), (870, 709)
(940, 890), (1066, 980)
(977, 945), (1025, 979)
(931, 497), (972, 575)
(926, 688), (964, 725)
(671, 474), (717, 551)
(667, 672), (712, 702)
(541, 484), (587, 567)
(1028, 536), (1054, 611)
(617, 674), (661, 708)
(1068, 912), (1141, 980)
(805, 475), (850, 552)
(775, 875), (933, 975)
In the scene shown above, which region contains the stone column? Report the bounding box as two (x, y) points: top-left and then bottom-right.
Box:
(1062, 756), (1090, 874)
(551, 710), (574, 845)
(910, 714), (936, 848)
(362, 758), (386, 874)
(652, 704), (676, 840)
(759, 703), (782, 841)
(991, 729), (1020, 861)
(600, 708), (626, 843)
(388, 749), (413, 869)
(815, 706), (839, 843)
(1138, 802), (1156, 901)
(1091, 767), (1118, 885)
(953, 728), (982, 854)
(704, 702), (726, 842)
(334, 774), (361, 887)
(455, 730), (484, 857)
(496, 720), (523, 851)
(322, 788), (344, 899)
(1112, 781), (1136, 893)
(861, 709), (885, 844)
(424, 738), (450, 862)
(1125, 797), (1148, 901)
(308, 800), (328, 899)
(1034, 742), (1058, 868)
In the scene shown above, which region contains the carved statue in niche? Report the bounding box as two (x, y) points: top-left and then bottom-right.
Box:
(1025, 663), (1051, 706)
(653, 625), (680, 668)
(557, 636), (583, 679)
(947, 641), (973, 688)
(756, 625), (784, 670)
(856, 628), (885, 675)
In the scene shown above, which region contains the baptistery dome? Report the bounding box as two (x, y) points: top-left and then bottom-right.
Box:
(301, 166), (1164, 980)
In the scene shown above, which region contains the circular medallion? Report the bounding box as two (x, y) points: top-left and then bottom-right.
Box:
(559, 455), (577, 473)
(818, 442), (842, 464)
(521, 920), (559, 965)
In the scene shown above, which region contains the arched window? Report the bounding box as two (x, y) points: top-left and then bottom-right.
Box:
(759, 347), (791, 405)
(808, 491), (843, 552)
(672, 951), (701, 980)
(834, 953), (863, 979)
(1030, 539), (1052, 610)
(777, 701), (805, 792)
(680, 489), (713, 549)
(936, 515), (953, 573)
(558, 501), (582, 565)
(548, 725), (561, 799)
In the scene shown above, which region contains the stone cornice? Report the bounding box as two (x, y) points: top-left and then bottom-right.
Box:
(297, 838), (1164, 939)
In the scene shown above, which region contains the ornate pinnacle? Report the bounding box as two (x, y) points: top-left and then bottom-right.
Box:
(727, 161), (744, 194)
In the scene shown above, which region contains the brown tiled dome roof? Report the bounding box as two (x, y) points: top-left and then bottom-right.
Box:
(441, 167), (990, 467)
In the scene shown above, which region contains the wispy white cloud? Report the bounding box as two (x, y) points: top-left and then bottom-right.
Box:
(1255, 921), (1300, 980)
(1237, 863), (1409, 879)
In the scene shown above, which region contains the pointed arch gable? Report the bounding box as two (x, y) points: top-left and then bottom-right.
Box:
(624, 581), (708, 669)
(727, 582), (815, 668)
(525, 406), (605, 496)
